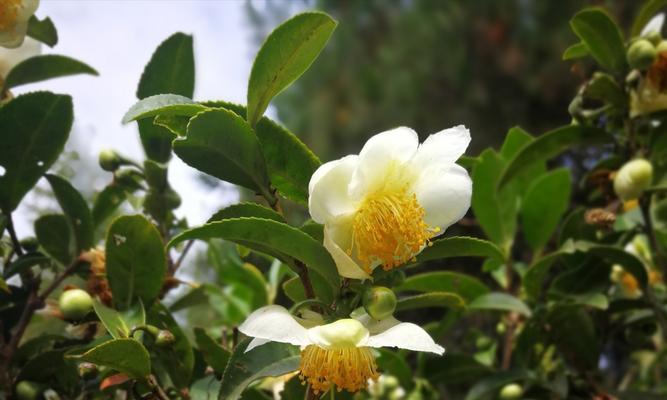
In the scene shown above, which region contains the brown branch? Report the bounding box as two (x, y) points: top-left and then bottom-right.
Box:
(296, 260), (316, 300)
(4, 212), (23, 257)
(147, 375), (170, 400)
(172, 239), (194, 273)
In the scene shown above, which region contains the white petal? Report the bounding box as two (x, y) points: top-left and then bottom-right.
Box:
(246, 337), (271, 352)
(238, 305), (310, 352)
(323, 221), (371, 280)
(411, 125), (470, 170)
(413, 163), (472, 231)
(349, 127), (419, 198)
(308, 155), (359, 223)
(0, 37), (41, 77)
(354, 313), (400, 335)
(642, 13), (665, 36)
(365, 322), (444, 355)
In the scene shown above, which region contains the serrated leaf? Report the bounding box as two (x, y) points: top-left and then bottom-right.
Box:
(468, 292), (532, 317)
(173, 109), (274, 201)
(122, 94), (202, 123)
(396, 271), (490, 303)
(3, 55), (97, 91)
(27, 15), (58, 47)
(570, 8), (627, 73)
(35, 214), (74, 265)
(68, 338), (150, 378)
(208, 202), (285, 223)
(219, 338), (299, 400)
(417, 236), (505, 264)
(562, 42), (589, 60)
(0, 92), (73, 212)
(106, 215), (166, 310)
(247, 12), (337, 126)
(46, 174), (94, 251)
(396, 292), (465, 311)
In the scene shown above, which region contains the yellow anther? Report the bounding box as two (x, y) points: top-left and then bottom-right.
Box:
(299, 345), (379, 393)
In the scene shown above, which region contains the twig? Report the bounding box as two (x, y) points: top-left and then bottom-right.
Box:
(172, 240), (194, 273)
(147, 375), (170, 400)
(4, 212), (23, 257)
(295, 260), (316, 300)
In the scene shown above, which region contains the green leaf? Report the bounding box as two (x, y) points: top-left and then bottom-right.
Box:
(27, 15), (58, 47)
(148, 303), (194, 389)
(3, 55), (97, 91)
(136, 33), (195, 162)
(498, 125), (610, 189)
(424, 353), (493, 384)
(247, 12), (337, 126)
(521, 168), (572, 250)
(631, 0), (667, 37)
(46, 174), (94, 251)
(465, 370), (532, 400)
(570, 8), (627, 74)
(562, 42), (589, 60)
(396, 271), (490, 303)
(219, 338), (299, 400)
(376, 349), (413, 390)
(122, 94), (202, 123)
(169, 217), (339, 301)
(417, 236), (505, 264)
(208, 202), (285, 223)
(194, 328), (230, 375)
(575, 241), (649, 288)
(396, 292), (465, 311)
(0, 92), (73, 212)
(523, 249), (572, 300)
(547, 305), (600, 370)
(35, 214), (74, 265)
(105, 215), (167, 310)
(3, 252), (49, 279)
(154, 114), (189, 137)
(92, 299), (129, 339)
(468, 292), (532, 317)
(282, 274), (334, 304)
(17, 349), (78, 389)
(173, 109), (273, 201)
(585, 72), (626, 108)
(68, 338), (150, 378)
(92, 184), (131, 226)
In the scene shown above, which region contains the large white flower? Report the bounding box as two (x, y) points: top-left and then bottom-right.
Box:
(308, 126), (472, 279)
(239, 305), (444, 393)
(0, 36), (40, 80)
(0, 0), (39, 48)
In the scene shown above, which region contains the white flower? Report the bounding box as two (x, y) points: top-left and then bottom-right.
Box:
(0, 0), (39, 48)
(308, 126), (472, 279)
(0, 36), (40, 80)
(641, 13), (665, 37)
(238, 305), (444, 393)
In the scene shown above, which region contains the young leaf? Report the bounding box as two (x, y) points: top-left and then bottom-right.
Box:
(218, 338), (299, 400)
(396, 271), (490, 303)
(92, 299), (130, 339)
(246, 12), (337, 127)
(122, 94), (202, 123)
(570, 8), (627, 74)
(521, 168), (572, 250)
(468, 292), (532, 317)
(208, 202), (285, 223)
(562, 42), (589, 60)
(67, 338), (150, 378)
(0, 92), (73, 212)
(173, 109), (274, 202)
(416, 236), (505, 264)
(35, 214), (74, 265)
(105, 215), (167, 310)
(46, 174), (94, 251)
(396, 292), (465, 311)
(92, 184), (132, 227)
(27, 15), (58, 47)
(3, 55), (97, 91)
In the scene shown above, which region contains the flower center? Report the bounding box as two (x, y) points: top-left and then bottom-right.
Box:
(0, 0), (21, 31)
(299, 345), (379, 393)
(349, 187), (438, 272)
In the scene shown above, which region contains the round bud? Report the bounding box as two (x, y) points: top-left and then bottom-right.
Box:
(645, 30), (662, 46)
(98, 149), (122, 172)
(475, 336), (492, 349)
(657, 39), (667, 54)
(627, 39), (657, 70)
(20, 237), (39, 253)
(613, 158), (654, 201)
(78, 362), (98, 379)
(164, 189), (182, 209)
(499, 383), (524, 400)
(383, 376), (399, 390)
(58, 288), (93, 321)
(363, 286), (397, 320)
(15, 381), (43, 400)
(155, 330), (176, 347)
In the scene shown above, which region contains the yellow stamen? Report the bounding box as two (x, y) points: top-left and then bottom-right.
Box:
(0, 0), (21, 31)
(621, 272), (640, 297)
(623, 199), (639, 212)
(349, 187), (438, 272)
(299, 345), (379, 393)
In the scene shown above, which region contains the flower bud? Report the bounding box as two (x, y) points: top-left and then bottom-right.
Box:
(657, 39), (667, 54)
(499, 383), (524, 400)
(78, 362), (98, 379)
(645, 30), (662, 46)
(155, 330), (176, 347)
(58, 288), (93, 321)
(613, 158), (654, 201)
(15, 381), (44, 400)
(627, 39), (657, 70)
(363, 286), (397, 320)
(98, 149), (122, 172)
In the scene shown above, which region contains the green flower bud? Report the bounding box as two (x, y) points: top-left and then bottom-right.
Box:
(164, 189), (182, 209)
(657, 39), (667, 53)
(78, 362), (98, 379)
(613, 158), (654, 201)
(645, 30), (662, 46)
(499, 383), (524, 400)
(363, 286), (397, 320)
(155, 330), (176, 347)
(98, 149), (122, 172)
(58, 289), (93, 321)
(15, 381), (44, 400)
(627, 39), (657, 70)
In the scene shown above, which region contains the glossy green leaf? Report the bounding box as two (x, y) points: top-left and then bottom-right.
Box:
(3, 252), (49, 279)
(27, 15), (58, 47)
(575, 241), (649, 288)
(173, 109), (274, 201)
(92, 184), (130, 226)
(562, 42), (589, 60)
(468, 292), (532, 317)
(547, 305), (600, 370)
(68, 338), (150, 378)
(396, 292), (465, 311)
(498, 125), (610, 189)
(0, 92), (73, 212)
(417, 236), (505, 264)
(153, 114), (189, 137)
(148, 303), (194, 389)
(92, 299), (129, 339)
(46, 174), (94, 251)
(35, 214), (74, 265)
(17, 349), (78, 388)
(585, 72), (626, 108)
(396, 271), (490, 303)
(218, 338), (299, 400)
(208, 202), (285, 223)
(521, 168), (571, 250)
(169, 217), (339, 299)
(376, 349), (413, 389)
(247, 12), (337, 126)
(136, 32), (195, 162)
(523, 249), (573, 299)
(194, 328), (230, 374)
(3, 55), (97, 91)
(631, 0), (667, 37)
(122, 94), (203, 123)
(570, 8), (627, 73)
(105, 215), (167, 310)
(282, 274), (334, 304)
